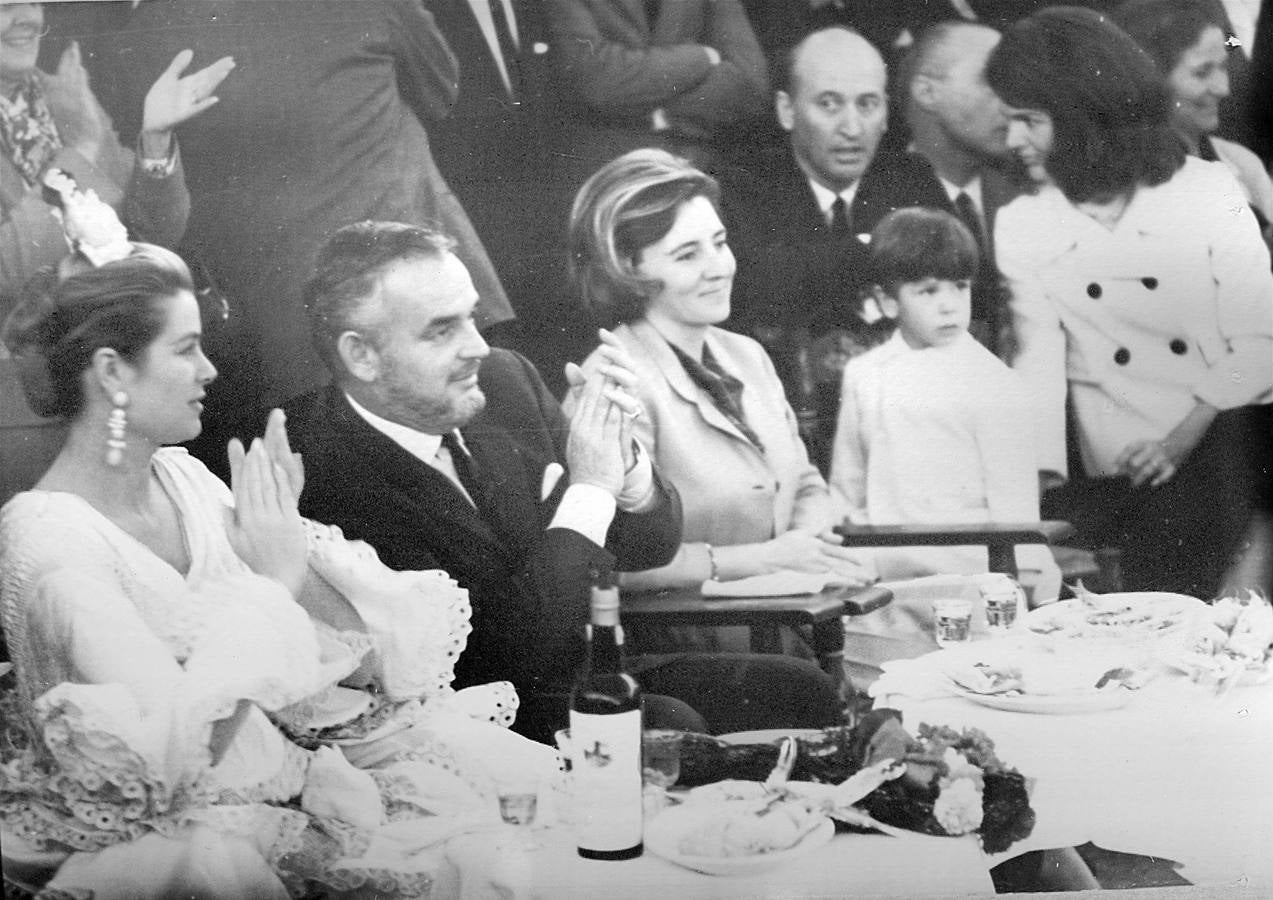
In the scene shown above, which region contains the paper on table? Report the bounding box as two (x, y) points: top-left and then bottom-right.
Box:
(701, 571), (833, 598)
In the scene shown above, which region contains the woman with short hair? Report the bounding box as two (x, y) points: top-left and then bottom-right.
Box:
(988, 7), (1273, 596)
(567, 148), (870, 593)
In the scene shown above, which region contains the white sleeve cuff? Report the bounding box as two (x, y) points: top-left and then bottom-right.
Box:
(548, 483), (617, 547)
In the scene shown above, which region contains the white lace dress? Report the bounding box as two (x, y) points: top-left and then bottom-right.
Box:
(0, 448), (557, 899)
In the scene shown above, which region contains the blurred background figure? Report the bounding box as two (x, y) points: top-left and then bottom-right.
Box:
(0, 0), (230, 506)
(1113, 0), (1272, 247)
(426, 0), (580, 394)
(544, 0), (770, 183)
(891, 21), (1026, 352)
(79, 0), (515, 478)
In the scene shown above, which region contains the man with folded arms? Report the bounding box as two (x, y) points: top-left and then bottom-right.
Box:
(286, 221), (844, 741)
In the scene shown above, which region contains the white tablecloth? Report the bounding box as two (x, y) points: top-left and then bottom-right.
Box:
(872, 637), (1273, 889)
(435, 824), (994, 899)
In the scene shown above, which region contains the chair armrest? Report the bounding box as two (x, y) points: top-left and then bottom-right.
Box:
(834, 521), (1074, 547)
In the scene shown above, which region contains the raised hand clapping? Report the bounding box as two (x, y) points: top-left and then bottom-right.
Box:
(225, 410), (307, 597)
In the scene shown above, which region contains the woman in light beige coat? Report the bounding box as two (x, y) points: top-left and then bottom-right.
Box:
(566, 149), (871, 604)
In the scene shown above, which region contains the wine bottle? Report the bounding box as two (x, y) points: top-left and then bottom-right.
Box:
(569, 573), (644, 860)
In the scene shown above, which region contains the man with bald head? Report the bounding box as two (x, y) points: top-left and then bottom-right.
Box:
(720, 26), (930, 469)
(893, 21), (1026, 349)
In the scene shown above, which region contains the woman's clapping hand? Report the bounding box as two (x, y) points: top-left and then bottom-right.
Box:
(225, 410), (307, 597)
(41, 42), (107, 161)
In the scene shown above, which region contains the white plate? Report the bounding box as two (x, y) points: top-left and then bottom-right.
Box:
(645, 804), (835, 876)
(957, 687), (1132, 714)
(1025, 592), (1205, 642)
(716, 729), (824, 746)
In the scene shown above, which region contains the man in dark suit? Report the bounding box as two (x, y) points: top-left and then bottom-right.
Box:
(889, 20), (1026, 350)
(286, 221), (844, 740)
(425, 1), (578, 389)
(719, 26), (925, 469)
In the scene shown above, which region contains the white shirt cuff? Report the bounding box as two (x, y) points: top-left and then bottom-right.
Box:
(548, 483), (617, 547)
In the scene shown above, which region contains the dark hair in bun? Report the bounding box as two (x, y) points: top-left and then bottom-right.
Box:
(2, 244), (194, 419)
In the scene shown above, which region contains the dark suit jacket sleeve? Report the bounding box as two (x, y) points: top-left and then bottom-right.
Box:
(504, 349), (684, 574)
(661, 0), (768, 128)
(390, 0), (460, 123)
(545, 0), (762, 119)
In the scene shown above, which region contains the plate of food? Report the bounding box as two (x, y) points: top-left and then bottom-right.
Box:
(645, 796), (834, 875)
(943, 658), (1140, 714)
(1025, 587), (1205, 644)
(1163, 590), (1273, 689)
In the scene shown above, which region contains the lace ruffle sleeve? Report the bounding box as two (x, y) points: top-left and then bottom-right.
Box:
(301, 521), (473, 702)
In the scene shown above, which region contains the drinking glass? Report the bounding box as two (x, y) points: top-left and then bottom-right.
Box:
(932, 597), (974, 648)
(641, 729), (682, 790)
(495, 775), (542, 851)
(979, 575), (1025, 634)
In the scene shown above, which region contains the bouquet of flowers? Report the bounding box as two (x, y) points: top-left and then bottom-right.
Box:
(676, 709), (1034, 854)
(850, 711), (1034, 854)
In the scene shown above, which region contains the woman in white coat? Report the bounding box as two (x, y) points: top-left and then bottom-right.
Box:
(987, 8), (1273, 597)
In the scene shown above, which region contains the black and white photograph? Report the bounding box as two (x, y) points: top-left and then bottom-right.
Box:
(0, 1), (1270, 897)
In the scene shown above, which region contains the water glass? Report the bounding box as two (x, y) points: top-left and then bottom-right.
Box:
(933, 597), (974, 648)
(495, 775), (542, 851)
(980, 575), (1024, 634)
(641, 729), (682, 790)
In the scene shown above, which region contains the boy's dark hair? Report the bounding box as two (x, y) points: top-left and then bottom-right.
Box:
(869, 207), (979, 296)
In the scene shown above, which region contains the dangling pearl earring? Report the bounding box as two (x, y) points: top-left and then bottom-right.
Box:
(106, 391), (128, 466)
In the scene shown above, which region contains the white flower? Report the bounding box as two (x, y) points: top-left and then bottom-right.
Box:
(934, 776), (984, 836)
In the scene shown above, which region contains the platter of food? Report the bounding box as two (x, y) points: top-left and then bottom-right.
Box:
(645, 797), (834, 875)
(1024, 589), (1206, 643)
(958, 687), (1132, 714)
(943, 657), (1141, 714)
(1162, 590), (1273, 689)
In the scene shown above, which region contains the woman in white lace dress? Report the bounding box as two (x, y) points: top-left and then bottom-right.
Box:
(0, 241), (556, 899)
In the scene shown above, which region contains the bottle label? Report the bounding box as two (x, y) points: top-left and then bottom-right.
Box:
(568, 708), (643, 852)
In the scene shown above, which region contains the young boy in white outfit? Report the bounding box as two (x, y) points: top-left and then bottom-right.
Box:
(830, 208), (1060, 671)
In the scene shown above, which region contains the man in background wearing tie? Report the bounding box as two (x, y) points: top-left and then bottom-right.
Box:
(719, 26), (907, 470)
(888, 21), (1026, 352)
(425, 0), (578, 393)
(285, 221), (846, 741)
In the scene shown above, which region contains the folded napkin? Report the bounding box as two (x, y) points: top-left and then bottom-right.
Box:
(869, 657), (959, 703)
(701, 571), (834, 598)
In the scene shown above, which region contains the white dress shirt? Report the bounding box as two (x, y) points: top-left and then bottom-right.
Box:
(938, 174), (986, 238)
(345, 392), (656, 548)
(466, 0), (520, 95)
(807, 177), (863, 234)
